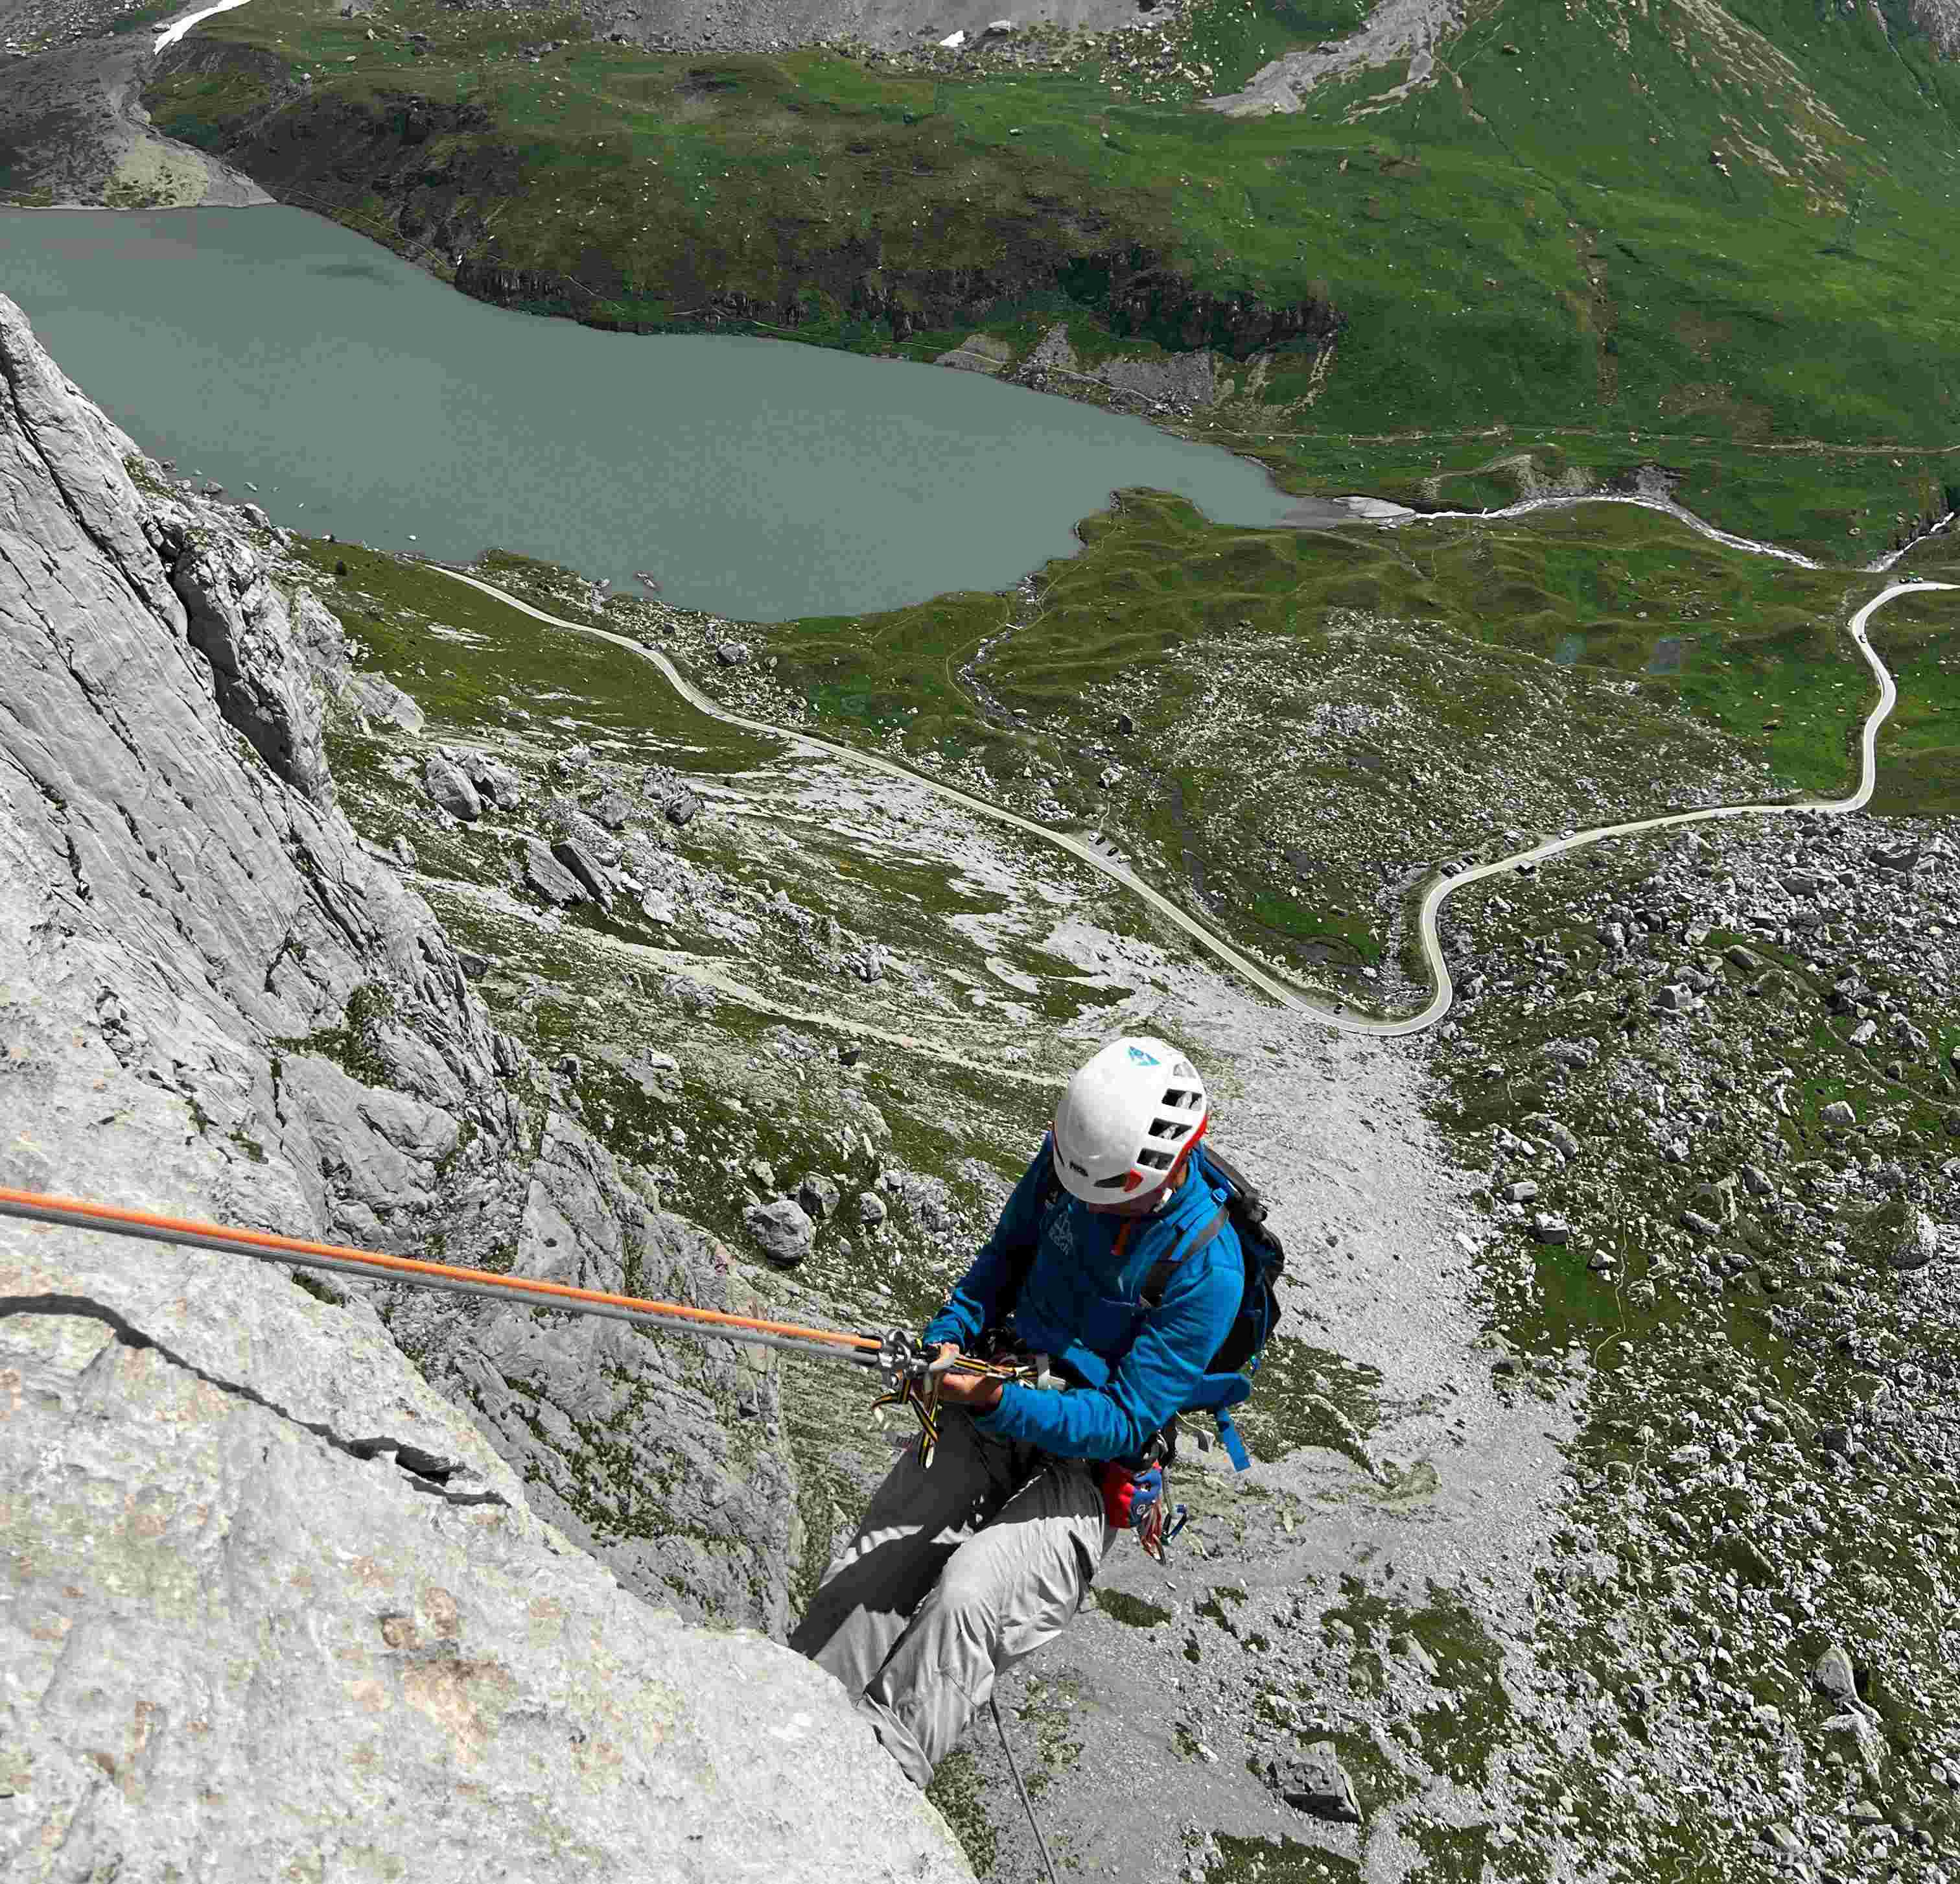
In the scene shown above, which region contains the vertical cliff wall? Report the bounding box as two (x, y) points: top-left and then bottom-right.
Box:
(0, 292), (968, 1880)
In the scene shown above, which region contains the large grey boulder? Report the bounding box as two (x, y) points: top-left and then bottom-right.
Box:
(424, 752), (482, 821)
(467, 757), (524, 809)
(1266, 1741), (1362, 1822)
(524, 838), (589, 905)
(345, 671), (426, 732)
(745, 1197), (817, 1267)
(797, 1172), (841, 1220)
(551, 837), (611, 904)
(1889, 1205), (1940, 1272)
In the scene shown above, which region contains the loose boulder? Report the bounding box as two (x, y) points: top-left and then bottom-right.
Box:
(745, 1197), (817, 1267)
(797, 1173), (841, 1221)
(1522, 1113), (1581, 1160)
(524, 838), (589, 906)
(592, 790), (633, 831)
(1814, 1642), (1858, 1703)
(1890, 1205), (1940, 1272)
(1266, 1741), (1362, 1823)
(424, 753), (482, 821)
(345, 672), (425, 733)
(551, 839), (611, 904)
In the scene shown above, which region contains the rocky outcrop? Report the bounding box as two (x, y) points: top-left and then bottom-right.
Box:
(0, 294), (968, 1877)
(1206, 0), (1463, 115)
(169, 529), (335, 803)
(447, 239), (1342, 359)
(0, 36), (270, 206)
(3, 297), (798, 1627)
(1911, 0), (1960, 57)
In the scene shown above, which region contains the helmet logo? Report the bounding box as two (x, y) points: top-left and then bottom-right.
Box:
(1126, 1044), (1161, 1066)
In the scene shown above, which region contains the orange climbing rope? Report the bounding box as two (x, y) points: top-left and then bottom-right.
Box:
(0, 1184), (893, 1365)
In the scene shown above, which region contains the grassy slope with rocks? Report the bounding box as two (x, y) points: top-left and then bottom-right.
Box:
(210, 511), (1519, 1882)
(1417, 781), (1960, 1877)
(587, 494), (1959, 1011)
(132, 0), (1960, 555)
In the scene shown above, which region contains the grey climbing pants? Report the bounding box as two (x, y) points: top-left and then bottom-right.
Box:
(788, 1409), (1112, 1787)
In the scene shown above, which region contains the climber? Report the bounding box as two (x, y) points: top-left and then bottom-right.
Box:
(788, 1036), (1244, 1789)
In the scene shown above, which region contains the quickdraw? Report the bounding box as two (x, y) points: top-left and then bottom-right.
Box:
(868, 1328), (1036, 1468)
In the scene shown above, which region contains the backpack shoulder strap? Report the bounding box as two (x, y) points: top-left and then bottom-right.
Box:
(1142, 1204), (1230, 1307)
(1196, 1146), (1265, 1222)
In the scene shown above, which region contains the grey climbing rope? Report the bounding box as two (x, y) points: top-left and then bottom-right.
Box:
(989, 1693), (1060, 1884)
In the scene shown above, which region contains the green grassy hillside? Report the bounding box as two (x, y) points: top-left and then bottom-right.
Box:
(146, 0), (1960, 534)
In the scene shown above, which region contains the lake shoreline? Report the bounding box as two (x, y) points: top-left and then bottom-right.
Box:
(3, 203), (1308, 623)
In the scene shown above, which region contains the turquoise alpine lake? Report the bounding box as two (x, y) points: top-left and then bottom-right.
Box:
(3, 206), (1301, 620)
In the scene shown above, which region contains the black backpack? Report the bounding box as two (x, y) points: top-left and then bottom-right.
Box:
(996, 1144), (1286, 1470)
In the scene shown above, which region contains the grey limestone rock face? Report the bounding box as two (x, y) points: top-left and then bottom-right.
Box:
(0, 1238), (966, 1884)
(398, 1112), (799, 1630)
(0, 289), (795, 1623)
(0, 296), (955, 1876)
(169, 530), (336, 805)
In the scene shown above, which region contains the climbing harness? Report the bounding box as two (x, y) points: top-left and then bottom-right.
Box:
(0, 1186), (1014, 1449)
(989, 1695), (1061, 1884)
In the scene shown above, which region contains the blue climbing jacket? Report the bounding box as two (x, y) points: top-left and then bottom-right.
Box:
(923, 1138), (1244, 1466)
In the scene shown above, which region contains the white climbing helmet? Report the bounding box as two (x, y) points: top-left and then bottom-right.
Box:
(1051, 1037), (1209, 1205)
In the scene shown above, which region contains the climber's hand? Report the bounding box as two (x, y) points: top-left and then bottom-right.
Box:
(931, 1348), (1005, 1412)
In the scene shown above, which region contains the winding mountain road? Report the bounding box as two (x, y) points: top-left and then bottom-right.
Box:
(433, 567), (1952, 1038)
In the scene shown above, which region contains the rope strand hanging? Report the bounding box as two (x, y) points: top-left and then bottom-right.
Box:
(0, 1185), (1037, 1448)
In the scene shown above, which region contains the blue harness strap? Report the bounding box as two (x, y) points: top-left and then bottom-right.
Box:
(1216, 1411), (1252, 1472)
